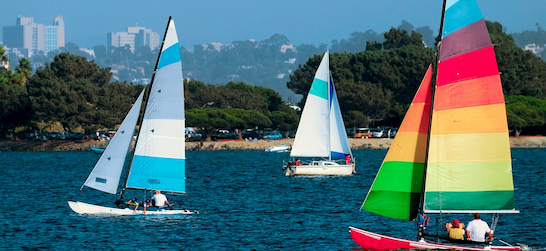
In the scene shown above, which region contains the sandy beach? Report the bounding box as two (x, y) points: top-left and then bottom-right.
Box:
(0, 136), (545, 152)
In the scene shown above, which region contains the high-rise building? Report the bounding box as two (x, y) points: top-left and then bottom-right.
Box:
(2, 15), (65, 57)
(107, 26), (159, 53)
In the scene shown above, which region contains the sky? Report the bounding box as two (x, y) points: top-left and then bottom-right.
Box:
(1, 0), (545, 50)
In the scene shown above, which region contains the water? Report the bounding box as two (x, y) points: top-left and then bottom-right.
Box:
(0, 149), (544, 250)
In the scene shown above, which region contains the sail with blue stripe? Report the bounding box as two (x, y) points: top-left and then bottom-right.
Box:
(126, 17), (187, 194)
(291, 51), (352, 160)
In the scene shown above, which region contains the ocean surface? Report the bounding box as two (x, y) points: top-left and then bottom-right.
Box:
(0, 149), (545, 250)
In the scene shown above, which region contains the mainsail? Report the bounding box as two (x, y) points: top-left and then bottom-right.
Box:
(290, 51), (351, 159)
(360, 0), (517, 220)
(423, 0), (515, 213)
(126, 18), (186, 194)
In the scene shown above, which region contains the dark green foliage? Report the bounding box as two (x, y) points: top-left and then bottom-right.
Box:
(288, 44), (433, 127)
(26, 53), (138, 132)
(186, 108), (272, 131)
(506, 95), (546, 136)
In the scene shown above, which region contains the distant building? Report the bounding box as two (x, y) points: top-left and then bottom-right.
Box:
(2, 15), (65, 57)
(107, 26), (159, 53)
(524, 43), (544, 55)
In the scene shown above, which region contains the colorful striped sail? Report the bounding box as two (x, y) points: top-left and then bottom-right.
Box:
(361, 66), (433, 221)
(126, 18), (187, 194)
(423, 0), (516, 213)
(291, 51), (352, 159)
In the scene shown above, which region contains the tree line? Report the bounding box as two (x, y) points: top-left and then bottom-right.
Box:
(1, 21), (545, 139)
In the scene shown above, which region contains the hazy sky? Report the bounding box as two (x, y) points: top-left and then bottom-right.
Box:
(1, 0), (544, 49)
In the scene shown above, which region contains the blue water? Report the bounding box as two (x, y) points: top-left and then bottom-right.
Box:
(0, 149), (544, 250)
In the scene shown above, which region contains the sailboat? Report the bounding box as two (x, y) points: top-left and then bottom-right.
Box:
(68, 17), (197, 215)
(284, 51), (354, 176)
(350, 0), (526, 249)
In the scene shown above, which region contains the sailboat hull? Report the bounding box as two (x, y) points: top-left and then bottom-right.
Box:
(349, 226), (522, 251)
(285, 161), (353, 176)
(68, 201), (197, 216)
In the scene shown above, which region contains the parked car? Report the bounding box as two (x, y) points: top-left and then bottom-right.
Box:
(185, 131), (203, 142)
(354, 128), (372, 139)
(211, 130), (238, 141)
(263, 132), (282, 140)
(370, 128), (384, 138)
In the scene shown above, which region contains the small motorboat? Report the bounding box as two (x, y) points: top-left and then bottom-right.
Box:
(265, 144), (291, 153)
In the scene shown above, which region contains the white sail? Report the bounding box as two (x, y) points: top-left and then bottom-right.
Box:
(126, 18), (187, 194)
(329, 83), (352, 158)
(83, 91), (144, 194)
(290, 51), (331, 158)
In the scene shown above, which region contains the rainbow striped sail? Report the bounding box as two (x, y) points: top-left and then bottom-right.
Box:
(423, 0), (515, 213)
(361, 66), (432, 221)
(126, 17), (187, 194)
(361, 0), (516, 220)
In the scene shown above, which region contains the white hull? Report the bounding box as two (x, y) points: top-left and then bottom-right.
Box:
(285, 161), (353, 176)
(68, 201), (197, 215)
(265, 144), (291, 153)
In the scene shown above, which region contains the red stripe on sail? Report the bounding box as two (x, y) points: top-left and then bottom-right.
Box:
(437, 46), (499, 87)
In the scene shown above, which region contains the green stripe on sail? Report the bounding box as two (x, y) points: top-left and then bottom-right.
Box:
(363, 191), (421, 221)
(308, 78), (328, 100)
(424, 191), (515, 211)
(362, 161), (424, 221)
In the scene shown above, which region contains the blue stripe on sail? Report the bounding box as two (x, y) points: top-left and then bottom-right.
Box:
(331, 151), (348, 159)
(309, 78), (328, 100)
(443, 0), (483, 38)
(157, 42), (181, 70)
(127, 155), (185, 193)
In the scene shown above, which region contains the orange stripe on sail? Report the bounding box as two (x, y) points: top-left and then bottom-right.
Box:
(434, 75), (505, 111)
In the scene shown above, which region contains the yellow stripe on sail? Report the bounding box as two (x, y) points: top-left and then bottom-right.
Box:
(431, 104), (508, 135)
(425, 161), (514, 192)
(428, 133), (510, 163)
(384, 132), (428, 163)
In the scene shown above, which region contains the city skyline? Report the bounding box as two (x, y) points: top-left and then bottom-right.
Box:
(1, 0), (545, 50)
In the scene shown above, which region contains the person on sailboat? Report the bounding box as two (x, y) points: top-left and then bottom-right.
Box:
(346, 154), (355, 173)
(127, 198), (141, 212)
(445, 219), (465, 240)
(465, 213), (493, 243)
(151, 190), (170, 207)
(295, 159), (301, 166)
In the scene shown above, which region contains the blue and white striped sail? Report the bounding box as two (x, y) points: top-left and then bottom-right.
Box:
(291, 51), (351, 159)
(126, 18), (186, 194)
(83, 91), (144, 194)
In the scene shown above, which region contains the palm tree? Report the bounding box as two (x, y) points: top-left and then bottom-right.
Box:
(15, 58), (32, 83)
(0, 45), (9, 71)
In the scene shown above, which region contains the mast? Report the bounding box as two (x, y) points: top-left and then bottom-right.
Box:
(419, 0), (446, 215)
(119, 16), (173, 200)
(327, 53), (332, 161)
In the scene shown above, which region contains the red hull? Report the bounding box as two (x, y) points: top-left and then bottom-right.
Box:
(349, 226), (521, 251)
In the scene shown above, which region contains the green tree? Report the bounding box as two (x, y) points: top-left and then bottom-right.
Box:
(15, 58), (32, 83)
(0, 72), (31, 138)
(506, 95), (546, 137)
(27, 53), (113, 132)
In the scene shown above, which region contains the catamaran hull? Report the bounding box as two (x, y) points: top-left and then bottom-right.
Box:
(68, 201), (197, 216)
(349, 227), (522, 251)
(285, 163), (353, 176)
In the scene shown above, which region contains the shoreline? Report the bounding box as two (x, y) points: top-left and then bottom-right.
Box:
(1, 136), (545, 152)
